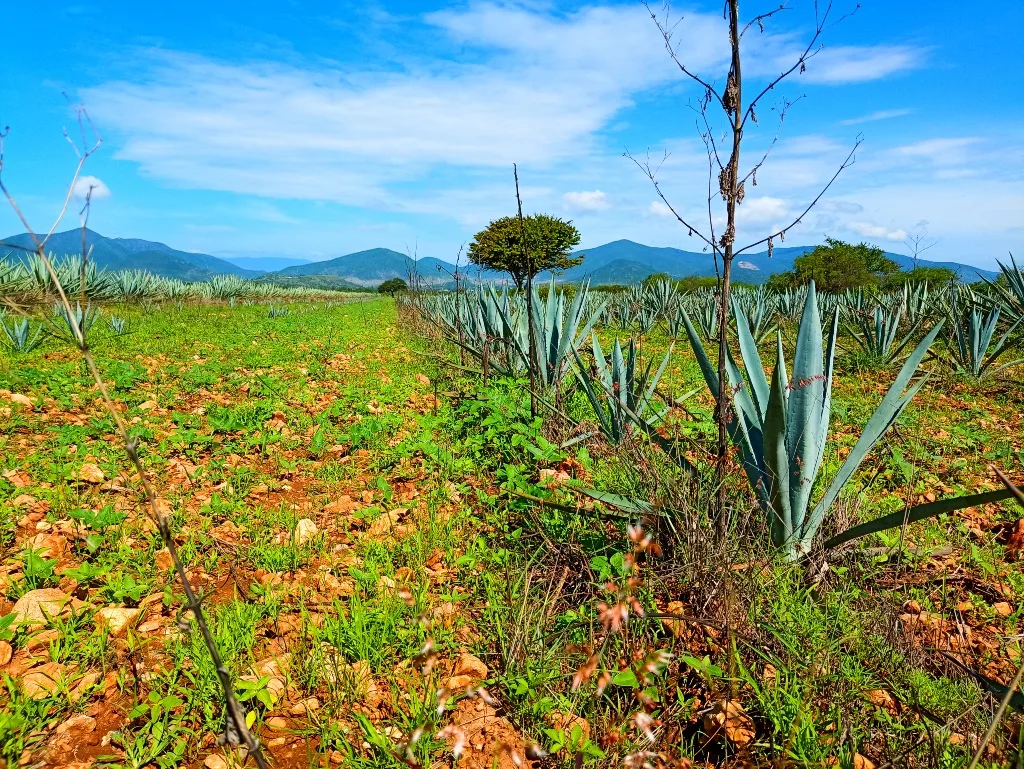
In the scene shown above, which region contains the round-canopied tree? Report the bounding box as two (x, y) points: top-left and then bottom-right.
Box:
(378, 277), (408, 295)
(467, 214), (584, 290)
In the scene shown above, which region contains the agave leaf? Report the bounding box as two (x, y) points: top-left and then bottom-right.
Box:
(731, 295), (769, 415)
(679, 307), (720, 396)
(576, 487), (654, 516)
(763, 337), (793, 550)
(823, 486), (1018, 551)
(806, 321), (945, 545)
(786, 281), (826, 527)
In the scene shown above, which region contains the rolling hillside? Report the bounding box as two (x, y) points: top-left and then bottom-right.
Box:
(275, 247), (455, 286)
(0, 229), (259, 281)
(549, 240), (999, 285)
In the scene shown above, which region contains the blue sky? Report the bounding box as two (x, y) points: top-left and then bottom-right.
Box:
(1, 1), (1021, 268)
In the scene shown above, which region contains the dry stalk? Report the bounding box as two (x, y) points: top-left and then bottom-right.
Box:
(0, 112), (270, 767)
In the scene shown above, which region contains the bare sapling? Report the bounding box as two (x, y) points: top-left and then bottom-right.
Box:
(631, 1), (863, 539)
(0, 107), (271, 768)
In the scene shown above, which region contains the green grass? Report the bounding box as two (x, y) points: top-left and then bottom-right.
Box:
(0, 297), (1019, 768)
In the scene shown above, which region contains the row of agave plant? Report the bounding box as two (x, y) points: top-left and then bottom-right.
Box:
(0, 254), (354, 303)
(407, 259), (1023, 562)
(598, 261), (1024, 379)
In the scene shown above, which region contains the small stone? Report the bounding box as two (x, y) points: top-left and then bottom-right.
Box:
(853, 754), (876, 769)
(138, 400), (157, 411)
(453, 653), (488, 681)
(293, 518), (318, 546)
(955, 600), (974, 612)
(10, 393), (33, 408)
(22, 662), (66, 699)
(70, 672), (100, 702)
(78, 463), (105, 483)
(416, 374), (430, 386)
(993, 602), (1013, 617)
(56, 714), (96, 735)
(95, 607), (142, 637)
(13, 589), (72, 628)
(266, 737), (287, 747)
(289, 697), (320, 715)
(0, 641), (12, 667)
(154, 547), (173, 571)
(903, 600), (922, 615)
(204, 754), (228, 769)
(330, 750), (344, 765)
(266, 717), (290, 730)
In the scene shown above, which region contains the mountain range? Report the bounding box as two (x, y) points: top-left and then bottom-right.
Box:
(1, 229), (999, 286)
(0, 229), (259, 282)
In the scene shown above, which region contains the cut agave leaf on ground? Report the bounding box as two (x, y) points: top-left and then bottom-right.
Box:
(822, 486), (1020, 551)
(941, 652), (1024, 712)
(576, 487), (655, 516)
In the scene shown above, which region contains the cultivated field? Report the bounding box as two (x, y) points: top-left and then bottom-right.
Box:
(0, 284), (1022, 769)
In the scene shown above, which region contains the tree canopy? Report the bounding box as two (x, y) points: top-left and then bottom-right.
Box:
(467, 214), (583, 289)
(378, 277), (408, 295)
(791, 239), (900, 292)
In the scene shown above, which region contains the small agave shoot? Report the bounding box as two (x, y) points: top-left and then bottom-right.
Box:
(573, 334), (673, 445)
(845, 304), (920, 366)
(0, 317), (44, 353)
(268, 305), (290, 318)
(945, 295), (1021, 378)
(51, 302), (101, 347)
(682, 282), (945, 560)
(107, 315), (130, 336)
(984, 253), (1024, 324)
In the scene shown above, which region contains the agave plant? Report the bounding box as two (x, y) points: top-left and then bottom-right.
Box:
(945, 299), (1021, 378)
(51, 302), (101, 347)
(681, 281), (944, 560)
(516, 279), (605, 389)
(573, 335), (672, 445)
(0, 317), (44, 353)
(731, 287), (776, 344)
(984, 254), (1024, 325)
(107, 316), (130, 336)
(268, 305), (290, 318)
(845, 305), (920, 365)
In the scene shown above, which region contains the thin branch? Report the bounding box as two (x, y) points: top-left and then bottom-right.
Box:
(738, 94), (804, 185)
(740, 0), (837, 130)
(0, 110), (270, 769)
(624, 148), (715, 250)
(735, 135), (862, 256)
(740, 4), (788, 38)
(642, 1), (726, 112)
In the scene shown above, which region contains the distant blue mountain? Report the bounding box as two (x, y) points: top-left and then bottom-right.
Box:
(275, 247), (456, 286)
(221, 256), (312, 272)
(0, 229), (260, 281)
(542, 240), (998, 285)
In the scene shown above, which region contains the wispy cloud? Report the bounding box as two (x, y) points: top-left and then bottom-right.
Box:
(72, 175), (110, 200)
(563, 190), (609, 211)
(849, 221), (907, 241)
(799, 45), (925, 84)
(840, 108), (913, 126)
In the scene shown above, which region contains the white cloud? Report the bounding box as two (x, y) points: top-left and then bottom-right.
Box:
(849, 221), (907, 242)
(840, 108), (913, 126)
(737, 196), (788, 223)
(80, 2), (924, 210)
(648, 201), (675, 218)
(800, 45), (924, 84)
(563, 190), (609, 211)
(72, 175), (110, 200)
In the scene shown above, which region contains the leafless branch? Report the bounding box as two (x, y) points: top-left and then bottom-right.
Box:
(739, 94), (804, 185)
(642, 1), (725, 112)
(0, 109), (271, 769)
(740, 4), (789, 38)
(735, 135), (862, 256)
(741, 1), (845, 130)
(624, 149), (715, 249)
